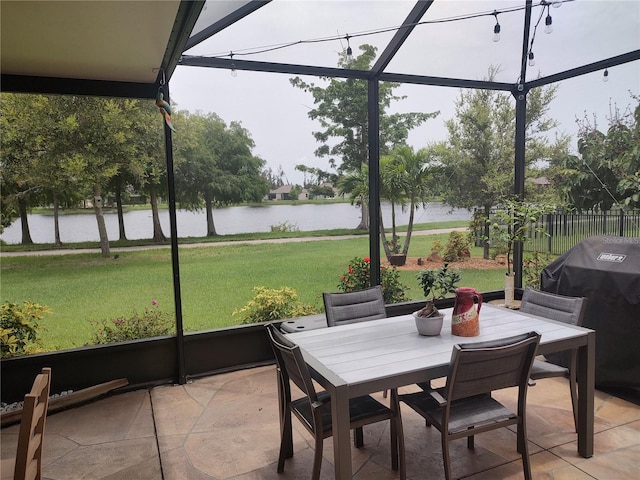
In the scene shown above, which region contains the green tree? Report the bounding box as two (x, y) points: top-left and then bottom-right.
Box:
(561, 98), (640, 211)
(381, 145), (434, 259)
(174, 112), (268, 236)
(439, 66), (567, 258)
(290, 44), (437, 229)
(0, 93), (47, 243)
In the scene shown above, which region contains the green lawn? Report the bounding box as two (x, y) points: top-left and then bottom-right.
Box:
(1, 232), (505, 351)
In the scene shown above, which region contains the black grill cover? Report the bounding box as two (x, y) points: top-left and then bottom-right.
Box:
(541, 236), (640, 387)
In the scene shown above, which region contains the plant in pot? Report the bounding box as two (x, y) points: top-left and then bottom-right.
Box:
(414, 263), (461, 335)
(490, 199), (553, 307)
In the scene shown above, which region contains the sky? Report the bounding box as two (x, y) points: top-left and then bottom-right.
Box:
(169, 0), (640, 185)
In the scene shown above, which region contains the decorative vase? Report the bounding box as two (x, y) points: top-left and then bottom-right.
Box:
(451, 287), (482, 337)
(504, 273), (515, 308)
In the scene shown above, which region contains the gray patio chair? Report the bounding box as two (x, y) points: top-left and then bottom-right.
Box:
(520, 287), (587, 431)
(323, 285), (392, 436)
(323, 285), (387, 327)
(266, 324), (405, 480)
(399, 331), (540, 480)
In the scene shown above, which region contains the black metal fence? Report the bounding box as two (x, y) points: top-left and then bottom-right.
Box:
(480, 209), (640, 256)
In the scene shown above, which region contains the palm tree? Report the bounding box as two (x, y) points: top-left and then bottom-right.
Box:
(337, 166), (370, 230)
(393, 145), (432, 256)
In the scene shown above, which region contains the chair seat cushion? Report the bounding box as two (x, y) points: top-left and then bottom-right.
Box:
(292, 392), (391, 434)
(400, 390), (517, 435)
(530, 358), (569, 379)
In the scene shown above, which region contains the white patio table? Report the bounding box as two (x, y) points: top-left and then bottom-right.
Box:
(286, 304), (595, 479)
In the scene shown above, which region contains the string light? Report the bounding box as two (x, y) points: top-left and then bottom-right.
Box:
(544, 5), (553, 34)
(528, 51), (536, 66)
(492, 11), (501, 42)
(603, 69), (609, 82)
(183, 1), (572, 63)
(230, 52), (237, 77)
(345, 35), (353, 63)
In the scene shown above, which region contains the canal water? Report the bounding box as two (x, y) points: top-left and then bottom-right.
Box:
(0, 202), (471, 245)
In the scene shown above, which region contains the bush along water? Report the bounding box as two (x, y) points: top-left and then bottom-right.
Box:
(338, 257), (408, 304)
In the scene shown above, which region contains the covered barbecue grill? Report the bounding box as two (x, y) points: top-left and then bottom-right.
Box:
(541, 235), (640, 387)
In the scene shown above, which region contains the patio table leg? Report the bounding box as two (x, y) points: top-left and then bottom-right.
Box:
(331, 384), (353, 478)
(577, 330), (595, 458)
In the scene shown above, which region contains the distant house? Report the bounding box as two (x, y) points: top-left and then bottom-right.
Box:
(531, 176), (551, 187)
(266, 185), (307, 201)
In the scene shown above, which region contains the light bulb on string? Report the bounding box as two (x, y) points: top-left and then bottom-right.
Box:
(230, 52), (237, 77)
(544, 9), (553, 34)
(603, 69), (609, 83)
(528, 51), (535, 67)
(345, 35), (353, 63)
(492, 12), (501, 42)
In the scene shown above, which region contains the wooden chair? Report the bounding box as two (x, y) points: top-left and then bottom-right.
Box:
(9, 367), (52, 480)
(520, 287), (587, 431)
(266, 324), (405, 480)
(323, 285), (387, 327)
(399, 332), (540, 480)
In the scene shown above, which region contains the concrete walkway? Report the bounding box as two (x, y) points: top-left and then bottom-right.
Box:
(0, 228), (467, 257)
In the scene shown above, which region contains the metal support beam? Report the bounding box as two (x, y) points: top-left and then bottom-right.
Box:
(512, 0), (533, 290)
(163, 83), (186, 385)
(368, 79), (381, 287)
(370, 0), (434, 76)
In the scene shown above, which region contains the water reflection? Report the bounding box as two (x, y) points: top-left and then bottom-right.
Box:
(1, 202), (471, 245)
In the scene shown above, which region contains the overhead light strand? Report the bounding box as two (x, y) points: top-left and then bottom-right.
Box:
(186, 0), (573, 61)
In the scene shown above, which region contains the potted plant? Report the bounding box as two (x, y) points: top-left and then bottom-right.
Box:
(490, 199), (552, 307)
(414, 263), (461, 335)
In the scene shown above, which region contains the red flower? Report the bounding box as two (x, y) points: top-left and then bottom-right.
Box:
(364, 257), (370, 263)
(348, 266), (353, 274)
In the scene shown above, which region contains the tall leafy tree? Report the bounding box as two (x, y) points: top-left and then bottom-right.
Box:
(439, 66), (567, 258)
(0, 93), (47, 243)
(174, 112), (268, 236)
(291, 44), (437, 229)
(561, 98), (640, 211)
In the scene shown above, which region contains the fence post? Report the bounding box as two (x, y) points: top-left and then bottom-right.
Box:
(620, 209), (625, 237)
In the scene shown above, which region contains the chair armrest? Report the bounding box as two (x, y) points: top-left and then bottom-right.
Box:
(429, 390), (447, 407)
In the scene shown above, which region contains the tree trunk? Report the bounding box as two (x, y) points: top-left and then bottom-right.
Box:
(114, 179), (127, 241)
(17, 197), (33, 245)
(402, 201), (416, 256)
(53, 191), (62, 247)
(93, 183), (110, 258)
(149, 186), (166, 243)
(356, 197), (370, 230)
(205, 195), (218, 236)
(483, 205), (491, 260)
(379, 206), (391, 259)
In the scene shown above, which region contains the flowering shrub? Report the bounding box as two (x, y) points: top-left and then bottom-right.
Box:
(233, 286), (317, 324)
(338, 257), (408, 304)
(88, 301), (174, 345)
(1, 301), (50, 357)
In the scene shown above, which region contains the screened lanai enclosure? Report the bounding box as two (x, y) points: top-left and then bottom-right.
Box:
(1, 0), (639, 401)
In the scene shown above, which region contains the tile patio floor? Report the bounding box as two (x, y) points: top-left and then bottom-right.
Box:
(1, 365), (639, 479)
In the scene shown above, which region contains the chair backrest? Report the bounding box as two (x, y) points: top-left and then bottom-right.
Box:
(520, 287), (587, 327)
(445, 332), (540, 403)
(323, 285), (387, 327)
(266, 324), (318, 404)
(15, 367), (51, 480)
